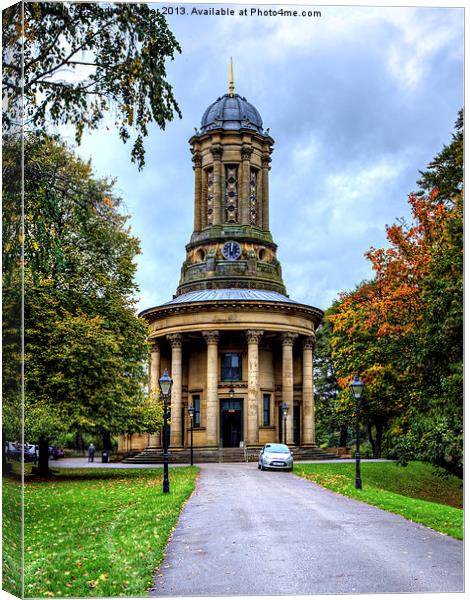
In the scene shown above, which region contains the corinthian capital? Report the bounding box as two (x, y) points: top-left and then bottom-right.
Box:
(167, 333), (183, 348)
(210, 145), (223, 161)
(261, 154), (272, 169)
(281, 332), (298, 347)
(303, 336), (316, 351)
(192, 152), (202, 169)
(149, 339), (160, 353)
(202, 330), (220, 345)
(241, 145), (253, 161)
(246, 329), (264, 345)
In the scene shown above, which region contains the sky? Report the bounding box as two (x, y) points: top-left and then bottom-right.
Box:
(69, 2), (464, 314)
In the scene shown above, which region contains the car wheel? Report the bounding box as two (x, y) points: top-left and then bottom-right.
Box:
(258, 463), (261, 470)
(261, 465), (265, 471)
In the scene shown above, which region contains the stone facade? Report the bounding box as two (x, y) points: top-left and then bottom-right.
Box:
(119, 83), (323, 453)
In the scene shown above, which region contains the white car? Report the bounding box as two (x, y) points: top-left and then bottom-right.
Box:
(258, 443), (293, 471)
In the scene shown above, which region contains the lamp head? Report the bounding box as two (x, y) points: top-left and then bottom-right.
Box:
(159, 369), (173, 396)
(281, 402), (289, 417)
(188, 404), (194, 418)
(349, 373), (365, 400)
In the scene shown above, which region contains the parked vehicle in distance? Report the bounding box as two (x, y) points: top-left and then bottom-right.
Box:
(49, 446), (65, 459)
(5, 441), (37, 462)
(258, 443), (293, 471)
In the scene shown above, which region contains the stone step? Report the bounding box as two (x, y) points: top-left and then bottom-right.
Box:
(123, 446), (340, 464)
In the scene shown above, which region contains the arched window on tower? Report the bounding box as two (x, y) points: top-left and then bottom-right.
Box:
(249, 168), (258, 226)
(225, 165), (239, 223)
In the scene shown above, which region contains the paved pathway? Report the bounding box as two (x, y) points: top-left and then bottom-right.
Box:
(151, 463), (463, 596)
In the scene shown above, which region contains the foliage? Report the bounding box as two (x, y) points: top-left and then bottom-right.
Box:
(323, 111), (463, 473)
(3, 2), (182, 168)
(3, 467), (199, 597)
(2, 134), (159, 465)
(313, 310), (350, 447)
(294, 462), (463, 539)
(417, 108), (463, 201)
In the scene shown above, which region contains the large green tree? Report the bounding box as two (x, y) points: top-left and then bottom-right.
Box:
(3, 2), (181, 168)
(3, 134), (160, 474)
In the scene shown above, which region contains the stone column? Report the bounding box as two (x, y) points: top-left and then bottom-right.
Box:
(148, 340), (161, 447)
(241, 146), (253, 224)
(246, 330), (263, 445)
(282, 332), (298, 445)
(261, 154), (271, 231)
(203, 330), (220, 447)
(211, 145), (223, 225)
(192, 152), (203, 231)
(167, 333), (183, 448)
(302, 336), (315, 446)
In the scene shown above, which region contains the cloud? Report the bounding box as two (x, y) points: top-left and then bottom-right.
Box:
(63, 4), (463, 315)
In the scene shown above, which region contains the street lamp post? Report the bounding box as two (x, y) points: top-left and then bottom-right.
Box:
(349, 373), (365, 490)
(281, 402), (288, 445)
(159, 369), (173, 494)
(187, 404), (194, 467)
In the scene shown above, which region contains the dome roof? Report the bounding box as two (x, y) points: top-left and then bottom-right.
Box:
(199, 94), (264, 134)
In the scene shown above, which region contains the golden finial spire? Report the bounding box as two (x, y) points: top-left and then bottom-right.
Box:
(229, 57), (234, 97)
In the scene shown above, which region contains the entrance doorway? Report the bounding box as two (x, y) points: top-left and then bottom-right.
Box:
(220, 399), (243, 447)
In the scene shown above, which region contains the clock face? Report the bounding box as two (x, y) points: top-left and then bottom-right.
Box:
(222, 241), (242, 261)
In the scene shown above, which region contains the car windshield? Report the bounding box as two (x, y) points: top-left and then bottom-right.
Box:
(264, 444), (289, 453)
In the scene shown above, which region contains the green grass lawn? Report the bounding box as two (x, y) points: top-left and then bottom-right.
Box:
(2, 476), (23, 598)
(3, 466), (199, 598)
(294, 461), (463, 540)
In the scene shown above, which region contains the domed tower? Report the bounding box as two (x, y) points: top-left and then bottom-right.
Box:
(122, 67), (324, 460)
(178, 70), (284, 296)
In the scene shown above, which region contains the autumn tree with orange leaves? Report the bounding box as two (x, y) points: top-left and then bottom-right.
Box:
(321, 111), (462, 475)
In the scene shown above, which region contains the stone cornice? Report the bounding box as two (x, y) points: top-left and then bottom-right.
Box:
(140, 299), (323, 327)
(189, 129), (275, 148)
(187, 227), (276, 251)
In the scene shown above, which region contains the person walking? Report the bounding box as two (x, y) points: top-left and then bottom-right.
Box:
(88, 443), (96, 463)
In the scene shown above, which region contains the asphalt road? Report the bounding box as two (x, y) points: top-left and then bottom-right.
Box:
(150, 463), (463, 596)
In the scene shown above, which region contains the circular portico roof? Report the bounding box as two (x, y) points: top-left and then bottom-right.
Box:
(162, 289), (299, 306)
(139, 288), (324, 332)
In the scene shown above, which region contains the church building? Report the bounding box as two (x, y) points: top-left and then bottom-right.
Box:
(120, 69), (323, 457)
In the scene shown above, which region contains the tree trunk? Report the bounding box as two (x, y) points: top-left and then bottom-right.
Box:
(102, 431), (112, 451)
(2, 429), (12, 472)
(339, 425), (348, 447)
(75, 432), (84, 452)
(374, 422), (383, 458)
(34, 436), (53, 476)
(367, 421), (383, 459)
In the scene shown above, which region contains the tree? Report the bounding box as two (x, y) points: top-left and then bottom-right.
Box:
(327, 282), (406, 458)
(417, 109), (463, 202)
(313, 307), (349, 448)
(3, 2), (182, 168)
(3, 133), (160, 475)
(324, 111), (463, 472)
